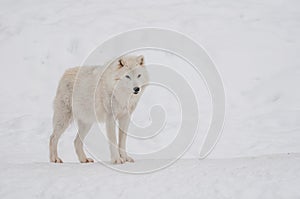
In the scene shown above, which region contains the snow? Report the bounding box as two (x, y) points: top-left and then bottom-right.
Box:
(0, 0), (300, 198)
(1, 154), (299, 199)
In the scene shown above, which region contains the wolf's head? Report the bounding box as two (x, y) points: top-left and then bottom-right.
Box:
(113, 55), (149, 96)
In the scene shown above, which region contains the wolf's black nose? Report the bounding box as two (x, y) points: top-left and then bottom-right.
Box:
(133, 87), (140, 92)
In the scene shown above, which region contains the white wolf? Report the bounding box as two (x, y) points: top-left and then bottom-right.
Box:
(49, 55), (149, 164)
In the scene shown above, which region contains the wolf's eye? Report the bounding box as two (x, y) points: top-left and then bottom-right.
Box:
(125, 75), (131, 79)
(137, 74), (141, 78)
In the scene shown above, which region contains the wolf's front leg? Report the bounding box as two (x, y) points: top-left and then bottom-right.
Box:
(118, 115), (134, 162)
(106, 114), (124, 164)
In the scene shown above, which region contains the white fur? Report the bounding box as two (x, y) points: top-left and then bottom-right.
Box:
(49, 55), (149, 164)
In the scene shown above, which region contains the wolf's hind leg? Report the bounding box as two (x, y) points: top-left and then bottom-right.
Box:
(49, 105), (71, 163)
(74, 120), (93, 163)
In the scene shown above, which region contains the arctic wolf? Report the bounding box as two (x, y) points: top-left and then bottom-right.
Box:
(49, 55), (149, 164)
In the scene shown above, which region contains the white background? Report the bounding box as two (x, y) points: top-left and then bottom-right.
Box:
(0, 0), (299, 198)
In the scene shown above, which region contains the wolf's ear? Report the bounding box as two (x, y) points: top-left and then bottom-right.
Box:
(137, 55), (144, 66)
(118, 58), (125, 68)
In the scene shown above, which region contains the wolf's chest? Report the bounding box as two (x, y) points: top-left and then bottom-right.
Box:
(112, 95), (139, 117)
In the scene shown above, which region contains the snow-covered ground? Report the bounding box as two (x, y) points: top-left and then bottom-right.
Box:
(0, 0), (300, 198)
(1, 154), (300, 198)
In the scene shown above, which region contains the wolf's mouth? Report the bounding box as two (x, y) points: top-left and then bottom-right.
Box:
(133, 91), (139, 95)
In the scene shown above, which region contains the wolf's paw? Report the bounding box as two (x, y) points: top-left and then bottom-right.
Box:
(80, 158), (94, 163)
(121, 154), (134, 163)
(51, 157), (63, 163)
(111, 157), (125, 164)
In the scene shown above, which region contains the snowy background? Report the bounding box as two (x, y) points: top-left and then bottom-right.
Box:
(0, 0), (300, 198)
